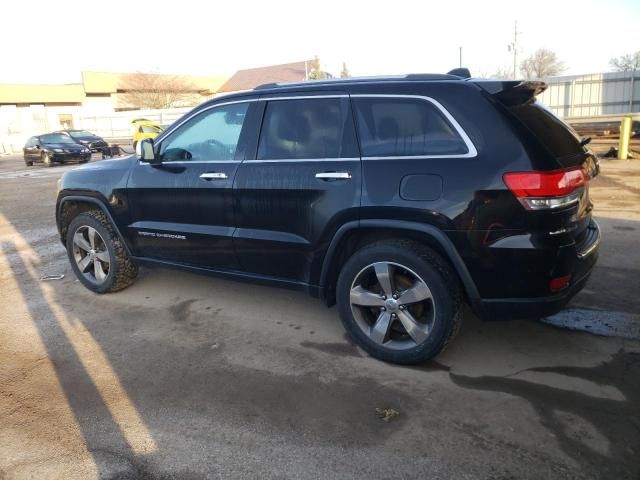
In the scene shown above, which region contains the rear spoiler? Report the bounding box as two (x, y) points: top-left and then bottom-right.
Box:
(474, 80), (547, 106)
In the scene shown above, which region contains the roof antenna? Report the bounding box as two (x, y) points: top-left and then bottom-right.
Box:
(447, 68), (471, 79)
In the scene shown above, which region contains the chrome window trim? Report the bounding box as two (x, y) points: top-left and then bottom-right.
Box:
(260, 95), (349, 101)
(350, 94), (478, 159)
(244, 158), (360, 164)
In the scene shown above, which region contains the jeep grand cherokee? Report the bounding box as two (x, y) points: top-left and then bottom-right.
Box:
(56, 72), (601, 364)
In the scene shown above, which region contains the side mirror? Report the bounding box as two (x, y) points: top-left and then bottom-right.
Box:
(137, 138), (157, 163)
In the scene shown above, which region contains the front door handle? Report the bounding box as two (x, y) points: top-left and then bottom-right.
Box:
(315, 171), (352, 180)
(200, 172), (228, 180)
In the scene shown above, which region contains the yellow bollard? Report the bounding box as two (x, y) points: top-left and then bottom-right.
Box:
(618, 116), (632, 160)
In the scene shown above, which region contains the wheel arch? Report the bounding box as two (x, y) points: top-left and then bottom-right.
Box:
(57, 195), (132, 256)
(319, 220), (481, 310)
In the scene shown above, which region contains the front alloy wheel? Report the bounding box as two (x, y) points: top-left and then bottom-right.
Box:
(72, 225), (111, 285)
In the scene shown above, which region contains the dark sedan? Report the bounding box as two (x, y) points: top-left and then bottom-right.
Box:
(23, 133), (91, 167)
(56, 129), (109, 156)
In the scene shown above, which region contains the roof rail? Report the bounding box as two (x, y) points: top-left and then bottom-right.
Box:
(254, 73), (463, 90)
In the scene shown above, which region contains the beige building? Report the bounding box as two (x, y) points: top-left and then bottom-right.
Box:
(0, 71), (227, 153)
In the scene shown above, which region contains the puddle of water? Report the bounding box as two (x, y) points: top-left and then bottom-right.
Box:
(542, 308), (640, 340)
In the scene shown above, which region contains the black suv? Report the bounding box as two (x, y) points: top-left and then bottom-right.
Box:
(56, 73), (600, 364)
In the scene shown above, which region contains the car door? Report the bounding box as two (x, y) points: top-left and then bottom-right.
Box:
(233, 93), (362, 283)
(24, 137), (38, 159)
(126, 98), (258, 269)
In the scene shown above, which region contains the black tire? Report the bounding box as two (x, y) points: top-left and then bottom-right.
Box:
(336, 239), (463, 365)
(24, 156), (33, 167)
(41, 151), (53, 167)
(66, 210), (138, 293)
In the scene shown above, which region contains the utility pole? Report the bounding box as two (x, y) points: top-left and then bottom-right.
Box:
(459, 46), (462, 68)
(508, 20), (519, 78)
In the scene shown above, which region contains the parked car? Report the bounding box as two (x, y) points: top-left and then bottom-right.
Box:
(56, 72), (601, 364)
(131, 119), (163, 149)
(24, 133), (91, 167)
(56, 129), (109, 156)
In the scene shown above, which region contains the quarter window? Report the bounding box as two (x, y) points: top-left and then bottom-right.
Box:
(353, 97), (468, 157)
(159, 103), (249, 162)
(257, 98), (357, 160)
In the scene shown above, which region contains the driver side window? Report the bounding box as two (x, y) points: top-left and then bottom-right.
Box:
(159, 102), (249, 162)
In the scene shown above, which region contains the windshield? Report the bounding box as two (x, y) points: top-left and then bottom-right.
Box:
(68, 130), (94, 138)
(40, 133), (76, 144)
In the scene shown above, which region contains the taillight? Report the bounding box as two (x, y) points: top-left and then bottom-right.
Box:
(503, 167), (588, 210)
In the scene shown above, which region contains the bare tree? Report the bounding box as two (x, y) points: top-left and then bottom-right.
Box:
(340, 62), (351, 78)
(119, 72), (199, 110)
(609, 51), (640, 72)
(520, 49), (565, 80)
(489, 67), (514, 80)
(307, 56), (327, 80)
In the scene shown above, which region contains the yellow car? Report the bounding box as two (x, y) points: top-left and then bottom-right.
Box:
(131, 119), (163, 149)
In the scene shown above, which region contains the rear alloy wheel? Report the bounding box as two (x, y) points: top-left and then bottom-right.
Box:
(337, 240), (462, 364)
(350, 262), (435, 349)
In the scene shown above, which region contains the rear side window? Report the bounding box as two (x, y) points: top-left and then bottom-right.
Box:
(258, 98), (358, 159)
(352, 97), (469, 157)
(509, 100), (584, 166)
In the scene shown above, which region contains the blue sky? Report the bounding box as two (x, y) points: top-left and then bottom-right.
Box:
(2, 0), (639, 83)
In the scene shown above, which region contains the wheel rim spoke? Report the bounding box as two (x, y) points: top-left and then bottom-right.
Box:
(94, 260), (107, 283)
(370, 311), (392, 344)
(95, 250), (110, 263)
(77, 255), (92, 272)
(397, 310), (429, 344)
(88, 227), (97, 249)
(373, 262), (394, 296)
(73, 232), (92, 252)
(350, 285), (385, 307)
(399, 280), (432, 305)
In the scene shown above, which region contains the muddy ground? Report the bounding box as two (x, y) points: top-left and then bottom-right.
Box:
(0, 154), (639, 479)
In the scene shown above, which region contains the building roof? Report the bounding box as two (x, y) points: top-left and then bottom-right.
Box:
(81, 71), (227, 95)
(218, 60), (312, 93)
(0, 83), (85, 104)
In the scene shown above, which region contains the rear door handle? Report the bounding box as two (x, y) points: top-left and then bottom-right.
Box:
(315, 171), (352, 180)
(200, 172), (228, 180)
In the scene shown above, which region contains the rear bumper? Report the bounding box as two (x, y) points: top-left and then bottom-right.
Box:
(473, 219), (600, 320)
(476, 261), (595, 320)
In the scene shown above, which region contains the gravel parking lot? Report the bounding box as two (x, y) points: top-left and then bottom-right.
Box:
(1, 153), (639, 479)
